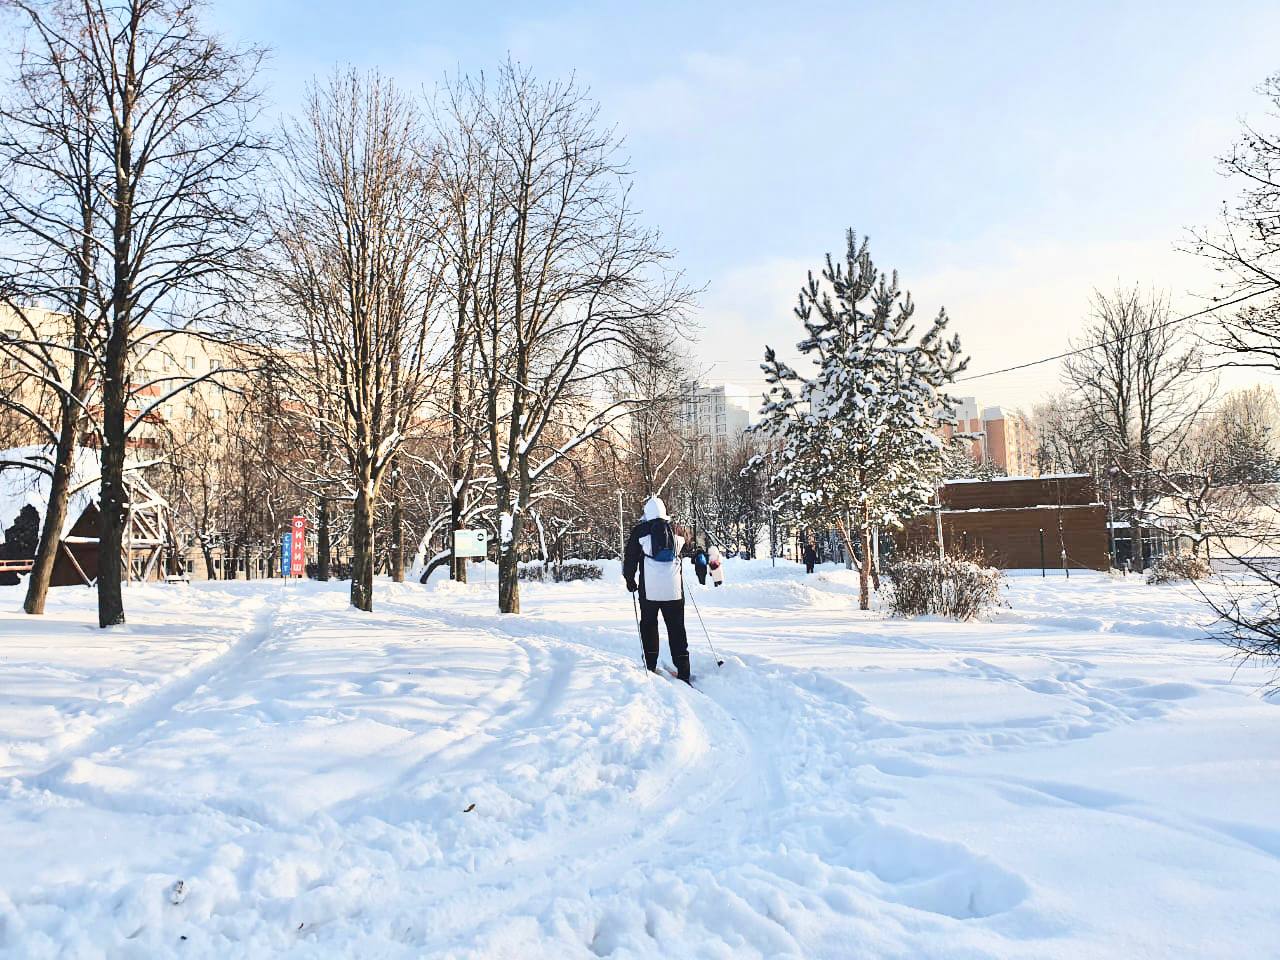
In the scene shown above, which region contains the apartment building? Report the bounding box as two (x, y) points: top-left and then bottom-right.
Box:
(678, 382), (754, 448)
(0, 304), (239, 449)
(0, 306), (262, 580)
(943, 396), (1038, 477)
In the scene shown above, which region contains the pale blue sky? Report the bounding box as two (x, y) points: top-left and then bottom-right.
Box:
(210, 0), (1280, 406)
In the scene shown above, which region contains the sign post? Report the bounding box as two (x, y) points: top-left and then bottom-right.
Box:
(454, 529), (489, 585)
(280, 532), (292, 579)
(453, 529), (488, 558)
(290, 515), (306, 578)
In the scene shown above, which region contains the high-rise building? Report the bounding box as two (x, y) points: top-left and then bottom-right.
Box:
(943, 396), (1038, 477)
(678, 382), (753, 447)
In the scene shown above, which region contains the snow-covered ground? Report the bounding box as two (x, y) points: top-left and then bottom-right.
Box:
(0, 563), (1277, 958)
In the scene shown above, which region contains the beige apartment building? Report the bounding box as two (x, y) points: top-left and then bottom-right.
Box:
(1, 305), (265, 581)
(1, 304), (238, 450)
(942, 396), (1038, 477)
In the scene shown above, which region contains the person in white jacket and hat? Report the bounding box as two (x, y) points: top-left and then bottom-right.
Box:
(622, 495), (691, 682)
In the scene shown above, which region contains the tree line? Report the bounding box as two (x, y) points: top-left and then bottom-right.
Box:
(0, 0), (714, 624)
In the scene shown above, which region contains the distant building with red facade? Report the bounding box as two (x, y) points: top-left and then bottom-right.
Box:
(943, 396), (1037, 477)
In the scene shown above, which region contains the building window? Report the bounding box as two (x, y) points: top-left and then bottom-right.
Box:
(163, 404), (174, 419)
(210, 407), (222, 420)
(186, 356), (196, 371)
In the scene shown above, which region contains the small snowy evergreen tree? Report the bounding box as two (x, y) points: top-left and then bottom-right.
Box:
(752, 231), (966, 609)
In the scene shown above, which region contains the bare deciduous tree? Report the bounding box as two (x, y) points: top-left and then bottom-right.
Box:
(267, 70), (447, 612)
(3, 0), (267, 627)
(1032, 391), (1102, 475)
(620, 347), (691, 499)
(441, 63), (689, 614)
(0, 5), (102, 615)
(1064, 286), (1213, 571)
(1190, 72), (1280, 371)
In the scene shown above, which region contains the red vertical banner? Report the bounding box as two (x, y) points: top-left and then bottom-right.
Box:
(290, 515), (306, 577)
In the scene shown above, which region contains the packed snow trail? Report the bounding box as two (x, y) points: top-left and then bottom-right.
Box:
(0, 582), (273, 778)
(0, 565), (1277, 957)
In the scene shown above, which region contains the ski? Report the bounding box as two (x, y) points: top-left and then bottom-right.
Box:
(660, 666), (698, 688)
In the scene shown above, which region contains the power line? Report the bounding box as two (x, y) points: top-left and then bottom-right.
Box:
(694, 284), (1279, 388)
(954, 286), (1278, 384)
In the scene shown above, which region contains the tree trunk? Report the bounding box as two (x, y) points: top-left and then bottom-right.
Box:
(25, 230), (93, 615)
(450, 274), (470, 584)
(858, 523), (872, 612)
(317, 496), (331, 581)
(497, 497), (522, 614)
(451, 497), (467, 583)
(350, 479), (376, 611)
(870, 525), (881, 592)
(833, 517), (867, 610)
(498, 545), (520, 613)
(201, 543), (215, 580)
(97, 337), (128, 627)
(24, 442), (77, 615)
(164, 516), (181, 577)
(1129, 503), (1143, 573)
(390, 469), (404, 583)
(98, 49), (136, 629)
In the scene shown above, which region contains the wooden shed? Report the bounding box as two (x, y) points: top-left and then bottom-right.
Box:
(50, 471), (169, 586)
(897, 474), (1111, 572)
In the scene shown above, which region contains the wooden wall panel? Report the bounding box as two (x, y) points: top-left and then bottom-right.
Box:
(897, 505), (1110, 571)
(941, 475), (1098, 511)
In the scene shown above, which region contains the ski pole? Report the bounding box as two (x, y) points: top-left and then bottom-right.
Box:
(631, 591), (645, 669)
(686, 589), (725, 667)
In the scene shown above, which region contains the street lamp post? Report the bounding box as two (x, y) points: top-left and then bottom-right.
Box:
(1106, 465), (1120, 571)
(1130, 482), (1140, 573)
(769, 503), (776, 567)
(616, 488), (624, 560)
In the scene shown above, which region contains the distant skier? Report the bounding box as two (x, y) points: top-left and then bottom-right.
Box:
(690, 541), (710, 586)
(802, 541), (817, 575)
(623, 496), (691, 683)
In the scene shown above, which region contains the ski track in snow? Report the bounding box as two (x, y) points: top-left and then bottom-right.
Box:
(0, 566), (1277, 957)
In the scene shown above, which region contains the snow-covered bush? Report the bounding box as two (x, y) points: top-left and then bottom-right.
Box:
(518, 560), (603, 583)
(1147, 553), (1211, 584)
(886, 553), (1004, 620)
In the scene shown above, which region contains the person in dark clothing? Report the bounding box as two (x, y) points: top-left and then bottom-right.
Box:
(802, 541), (817, 574)
(690, 542), (709, 585)
(623, 495), (691, 682)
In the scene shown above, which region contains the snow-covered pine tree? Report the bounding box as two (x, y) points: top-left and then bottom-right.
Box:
(752, 231), (967, 609)
(941, 436), (980, 481)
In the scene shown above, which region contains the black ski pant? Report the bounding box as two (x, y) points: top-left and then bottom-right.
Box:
(805, 560), (815, 574)
(639, 597), (690, 679)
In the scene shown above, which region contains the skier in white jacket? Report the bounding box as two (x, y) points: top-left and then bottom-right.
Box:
(622, 496), (691, 682)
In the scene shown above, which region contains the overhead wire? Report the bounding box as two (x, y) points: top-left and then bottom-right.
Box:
(954, 286), (1278, 384)
(691, 284), (1279, 388)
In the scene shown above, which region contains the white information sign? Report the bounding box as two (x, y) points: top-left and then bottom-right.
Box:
(453, 529), (488, 558)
